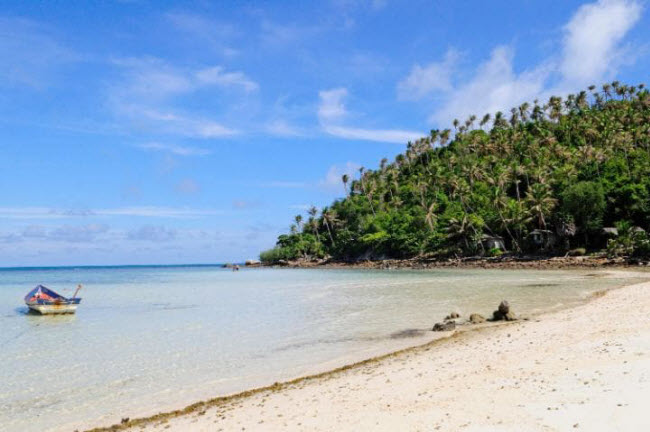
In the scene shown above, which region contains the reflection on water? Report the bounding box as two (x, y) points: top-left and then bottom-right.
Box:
(0, 266), (647, 432)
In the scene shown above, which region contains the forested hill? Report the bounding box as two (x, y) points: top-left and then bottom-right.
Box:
(261, 82), (650, 263)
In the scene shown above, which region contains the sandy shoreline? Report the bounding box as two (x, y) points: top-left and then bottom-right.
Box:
(83, 271), (650, 432)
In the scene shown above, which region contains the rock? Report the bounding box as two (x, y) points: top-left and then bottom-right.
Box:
(492, 310), (517, 321)
(245, 259), (261, 267)
(492, 300), (517, 321)
(444, 311), (461, 321)
(432, 321), (456, 332)
(469, 313), (486, 324)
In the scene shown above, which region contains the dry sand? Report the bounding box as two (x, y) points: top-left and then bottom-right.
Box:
(98, 278), (650, 432)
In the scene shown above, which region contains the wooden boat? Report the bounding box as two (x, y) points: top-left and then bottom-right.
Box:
(24, 284), (82, 315)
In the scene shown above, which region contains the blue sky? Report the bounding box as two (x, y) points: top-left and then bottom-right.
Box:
(0, 0), (648, 266)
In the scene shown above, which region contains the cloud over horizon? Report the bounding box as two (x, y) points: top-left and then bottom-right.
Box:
(399, 0), (644, 127)
(318, 88), (422, 143)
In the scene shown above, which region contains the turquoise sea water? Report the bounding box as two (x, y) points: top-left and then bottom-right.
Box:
(0, 266), (646, 431)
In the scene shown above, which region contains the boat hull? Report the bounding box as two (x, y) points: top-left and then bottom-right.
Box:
(27, 303), (79, 314)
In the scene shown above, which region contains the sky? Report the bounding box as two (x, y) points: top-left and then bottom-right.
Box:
(0, 0), (648, 266)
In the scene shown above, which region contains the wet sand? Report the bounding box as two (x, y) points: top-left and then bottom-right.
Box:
(87, 275), (650, 431)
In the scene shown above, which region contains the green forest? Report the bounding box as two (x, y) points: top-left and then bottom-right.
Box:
(261, 82), (650, 264)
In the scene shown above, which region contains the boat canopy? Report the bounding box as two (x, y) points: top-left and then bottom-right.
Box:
(24, 285), (68, 303)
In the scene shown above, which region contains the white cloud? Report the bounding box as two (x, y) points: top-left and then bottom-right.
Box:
(110, 57), (192, 100)
(429, 46), (550, 126)
(323, 125), (423, 144)
(320, 161), (362, 191)
(97, 207), (221, 218)
(318, 88), (422, 143)
(259, 19), (322, 47)
(165, 12), (239, 57)
(265, 119), (304, 137)
(113, 58), (257, 96)
(560, 0), (642, 87)
(109, 57), (253, 138)
(409, 0), (643, 127)
(123, 107), (238, 138)
(44, 224), (110, 243)
(397, 49), (459, 100)
(318, 88), (349, 122)
(0, 206), (221, 219)
(0, 224), (110, 244)
(0, 17), (80, 89)
(196, 66), (259, 92)
(127, 225), (177, 242)
(138, 142), (211, 156)
(194, 120), (238, 138)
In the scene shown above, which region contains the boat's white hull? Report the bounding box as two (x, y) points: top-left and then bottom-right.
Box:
(27, 303), (78, 314)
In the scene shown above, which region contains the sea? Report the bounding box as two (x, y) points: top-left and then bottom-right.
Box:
(0, 265), (647, 431)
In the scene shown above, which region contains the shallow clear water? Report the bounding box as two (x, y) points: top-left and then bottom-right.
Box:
(0, 266), (646, 431)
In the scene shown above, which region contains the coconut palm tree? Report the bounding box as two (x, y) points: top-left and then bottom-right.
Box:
(424, 202), (437, 231)
(322, 208), (339, 246)
(341, 174), (349, 195)
(525, 183), (557, 229)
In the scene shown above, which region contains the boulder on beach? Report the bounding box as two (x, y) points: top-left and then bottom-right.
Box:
(469, 313), (486, 324)
(444, 312), (461, 321)
(491, 300), (517, 321)
(432, 321), (456, 332)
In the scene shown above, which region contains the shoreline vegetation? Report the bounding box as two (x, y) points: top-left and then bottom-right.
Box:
(83, 272), (650, 432)
(260, 82), (650, 267)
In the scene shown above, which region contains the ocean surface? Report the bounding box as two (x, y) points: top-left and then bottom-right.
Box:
(0, 265), (646, 431)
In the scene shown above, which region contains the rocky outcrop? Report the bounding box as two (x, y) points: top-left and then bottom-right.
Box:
(245, 259), (261, 267)
(432, 321), (456, 331)
(491, 300), (517, 321)
(469, 313), (486, 324)
(263, 255), (643, 269)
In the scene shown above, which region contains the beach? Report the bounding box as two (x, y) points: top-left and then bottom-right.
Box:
(89, 274), (650, 432)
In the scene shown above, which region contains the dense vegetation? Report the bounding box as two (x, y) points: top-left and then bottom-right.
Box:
(261, 82), (650, 263)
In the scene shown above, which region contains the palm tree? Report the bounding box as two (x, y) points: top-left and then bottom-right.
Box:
(525, 183), (557, 229)
(491, 186), (520, 252)
(341, 174), (349, 195)
(294, 215), (303, 231)
(321, 208), (339, 246)
(307, 206), (321, 241)
(480, 113), (491, 128)
(446, 212), (482, 254)
(424, 202), (437, 231)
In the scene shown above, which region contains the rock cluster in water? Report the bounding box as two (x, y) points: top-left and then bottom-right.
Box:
(432, 301), (517, 331)
(432, 321), (456, 331)
(469, 313), (486, 324)
(491, 300), (517, 321)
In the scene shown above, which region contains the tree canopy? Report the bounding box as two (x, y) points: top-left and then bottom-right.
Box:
(261, 82), (650, 263)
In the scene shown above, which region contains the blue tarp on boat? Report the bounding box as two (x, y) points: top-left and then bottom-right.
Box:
(24, 285), (69, 303)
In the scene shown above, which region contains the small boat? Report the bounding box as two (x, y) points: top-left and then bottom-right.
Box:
(24, 284), (82, 315)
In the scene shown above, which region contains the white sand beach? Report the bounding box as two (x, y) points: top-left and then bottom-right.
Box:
(99, 275), (650, 432)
